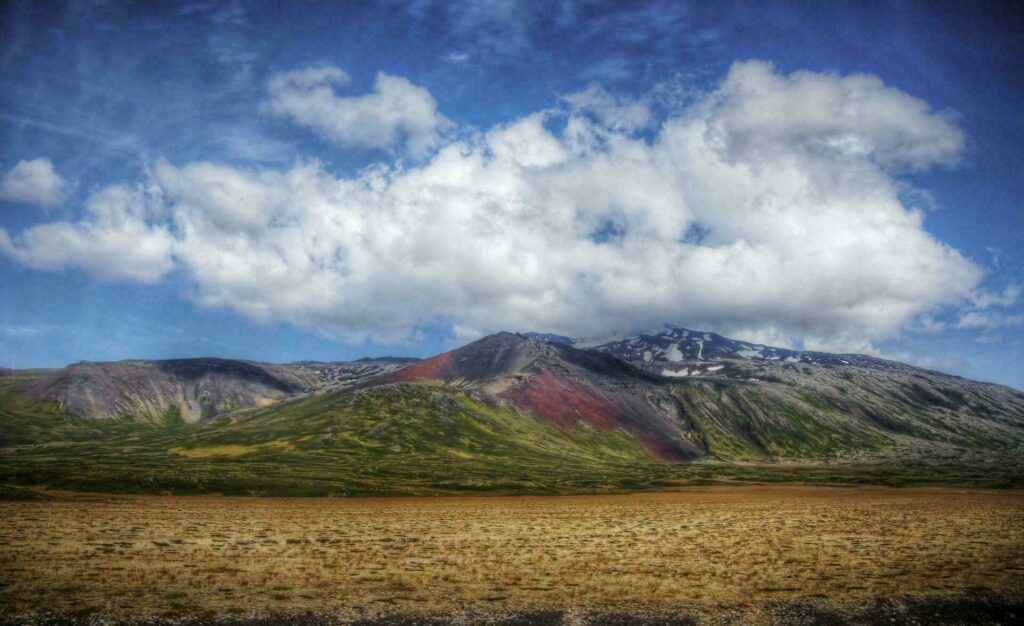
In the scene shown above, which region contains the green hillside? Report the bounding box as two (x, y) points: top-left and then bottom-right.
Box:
(668, 377), (1024, 462)
(0, 382), (682, 496)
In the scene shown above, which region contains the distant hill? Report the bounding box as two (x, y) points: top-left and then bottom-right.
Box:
(21, 357), (414, 422)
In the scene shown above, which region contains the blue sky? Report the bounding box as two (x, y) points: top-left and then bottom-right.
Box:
(1, 0), (1022, 390)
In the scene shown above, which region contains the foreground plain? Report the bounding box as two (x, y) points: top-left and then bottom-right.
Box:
(1, 487), (1022, 624)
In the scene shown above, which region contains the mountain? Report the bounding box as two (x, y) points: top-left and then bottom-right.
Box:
(1, 327), (1023, 496)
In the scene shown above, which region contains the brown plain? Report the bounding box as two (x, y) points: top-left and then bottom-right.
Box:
(1, 487), (1022, 619)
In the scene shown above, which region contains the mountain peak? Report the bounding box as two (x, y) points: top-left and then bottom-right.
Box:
(522, 331), (574, 345)
(393, 331), (556, 383)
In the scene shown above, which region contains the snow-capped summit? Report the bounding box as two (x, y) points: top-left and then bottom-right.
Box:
(573, 325), (907, 378)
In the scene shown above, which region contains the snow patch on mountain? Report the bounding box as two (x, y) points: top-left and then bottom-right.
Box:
(661, 368), (690, 377)
(578, 324), (911, 375)
(665, 343), (683, 362)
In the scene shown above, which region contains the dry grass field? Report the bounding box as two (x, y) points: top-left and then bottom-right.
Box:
(1, 487), (1022, 623)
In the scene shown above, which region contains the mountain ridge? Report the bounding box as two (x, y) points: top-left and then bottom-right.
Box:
(2, 325), (1023, 496)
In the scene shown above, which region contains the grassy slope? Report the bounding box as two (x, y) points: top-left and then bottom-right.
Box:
(670, 380), (889, 460)
(670, 364), (1024, 455)
(668, 377), (1024, 488)
(0, 382), (685, 496)
(2, 374), (1022, 496)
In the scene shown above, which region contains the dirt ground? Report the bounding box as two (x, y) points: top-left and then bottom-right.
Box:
(1, 487), (1022, 624)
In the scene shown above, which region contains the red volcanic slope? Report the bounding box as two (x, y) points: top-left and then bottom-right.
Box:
(391, 352), (454, 381)
(499, 368), (619, 431)
(385, 335), (700, 462)
(499, 368), (696, 462)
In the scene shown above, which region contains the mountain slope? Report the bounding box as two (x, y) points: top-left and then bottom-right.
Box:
(581, 326), (1024, 461)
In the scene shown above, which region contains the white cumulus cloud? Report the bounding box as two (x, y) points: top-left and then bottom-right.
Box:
(0, 61), (984, 350)
(0, 185), (174, 282)
(266, 65), (452, 158)
(0, 158), (68, 207)
(706, 61), (964, 171)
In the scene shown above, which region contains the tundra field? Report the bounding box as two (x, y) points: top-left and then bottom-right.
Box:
(1, 487), (1023, 625)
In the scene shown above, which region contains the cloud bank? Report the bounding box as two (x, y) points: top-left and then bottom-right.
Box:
(0, 61), (984, 349)
(0, 158), (68, 208)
